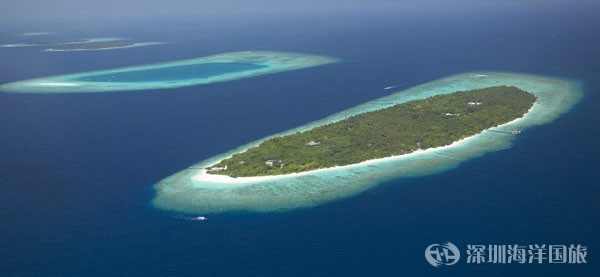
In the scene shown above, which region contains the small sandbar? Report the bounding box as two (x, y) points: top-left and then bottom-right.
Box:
(18, 32), (56, 37)
(152, 72), (582, 214)
(0, 51), (337, 93)
(43, 42), (166, 52)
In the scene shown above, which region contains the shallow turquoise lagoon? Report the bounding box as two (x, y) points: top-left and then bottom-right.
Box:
(0, 51), (337, 93)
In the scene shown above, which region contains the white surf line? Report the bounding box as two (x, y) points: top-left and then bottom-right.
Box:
(37, 82), (80, 87)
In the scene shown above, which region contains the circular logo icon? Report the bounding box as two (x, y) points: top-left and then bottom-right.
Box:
(425, 242), (461, 267)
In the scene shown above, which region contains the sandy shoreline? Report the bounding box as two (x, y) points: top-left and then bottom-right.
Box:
(192, 103), (536, 184)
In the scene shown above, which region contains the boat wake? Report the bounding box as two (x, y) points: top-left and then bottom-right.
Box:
(384, 83), (406, 90)
(175, 215), (207, 221)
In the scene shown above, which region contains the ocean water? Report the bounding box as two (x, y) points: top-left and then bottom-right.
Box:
(1, 3), (599, 276)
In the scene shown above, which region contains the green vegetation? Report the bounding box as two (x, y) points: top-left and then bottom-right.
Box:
(208, 86), (536, 177)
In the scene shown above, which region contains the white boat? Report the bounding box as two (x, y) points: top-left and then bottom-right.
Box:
(194, 216), (207, 221)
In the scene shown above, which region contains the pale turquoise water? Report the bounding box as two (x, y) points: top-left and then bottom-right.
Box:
(0, 51), (337, 93)
(75, 62), (266, 82)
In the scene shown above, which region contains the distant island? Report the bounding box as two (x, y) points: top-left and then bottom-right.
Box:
(1, 39), (89, 47)
(1, 37), (124, 48)
(44, 41), (164, 51)
(0, 51), (337, 93)
(207, 86), (536, 177)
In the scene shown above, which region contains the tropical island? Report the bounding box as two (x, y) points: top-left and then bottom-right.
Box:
(152, 72), (581, 214)
(207, 86), (536, 177)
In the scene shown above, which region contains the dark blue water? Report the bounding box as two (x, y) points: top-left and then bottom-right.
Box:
(77, 62), (267, 82)
(1, 3), (599, 276)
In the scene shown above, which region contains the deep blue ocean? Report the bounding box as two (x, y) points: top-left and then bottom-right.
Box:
(1, 3), (599, 276)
